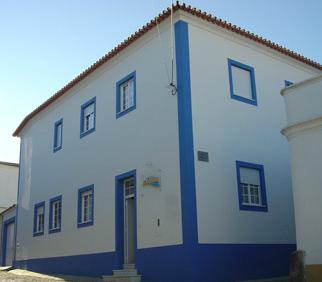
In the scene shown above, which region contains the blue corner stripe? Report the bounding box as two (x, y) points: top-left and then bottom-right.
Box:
(175, 20), (198, 247)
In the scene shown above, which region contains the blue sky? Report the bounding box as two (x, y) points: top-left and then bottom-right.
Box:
(1, 0), (321, 163)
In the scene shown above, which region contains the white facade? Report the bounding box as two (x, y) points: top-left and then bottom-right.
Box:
(281, 75), (322, 279)
(185, 13), (318, 245)
(16, 19), (182, 260)
(0, 162), (19, 212)
(13, 6), (321, 282)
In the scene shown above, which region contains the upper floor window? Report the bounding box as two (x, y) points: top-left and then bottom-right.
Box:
(236, 161), (268, 212)
(53, 118), (63, 152)
(228, 59), (257, 106)
(116, 71), (136, 118)
(285, 80), (293, 87)
(33, 201), (45, 236)
(49, 195), (62, 233)
(80, 97), (96, 138)
(78, 185), (94, 228)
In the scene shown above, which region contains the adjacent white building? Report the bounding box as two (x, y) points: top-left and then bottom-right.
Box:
(281, 75), (322, 282)
(11, 3), (321, 282)
(0, 161), (19, 212)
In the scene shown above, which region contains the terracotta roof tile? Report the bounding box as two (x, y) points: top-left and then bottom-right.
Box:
(13, 1), (322, 136)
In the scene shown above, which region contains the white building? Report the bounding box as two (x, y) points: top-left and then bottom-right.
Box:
(12, 3), (321, 282)
(0, 161), (19, 212)
(0, 161), (18, 267)
(281, 75), (322, 282)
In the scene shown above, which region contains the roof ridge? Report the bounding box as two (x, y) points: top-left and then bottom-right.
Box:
(13, 1), (322, 136)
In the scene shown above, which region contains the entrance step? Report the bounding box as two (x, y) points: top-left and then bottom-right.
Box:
(113, 269), (137, 276)
(103, 265), (141, 282)
(123, 264), (135, 270)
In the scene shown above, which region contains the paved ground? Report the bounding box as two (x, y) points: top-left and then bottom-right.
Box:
(0, 269), (104, 282)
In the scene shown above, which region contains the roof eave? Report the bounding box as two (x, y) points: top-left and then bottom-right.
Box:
(13, 1), (322, 137)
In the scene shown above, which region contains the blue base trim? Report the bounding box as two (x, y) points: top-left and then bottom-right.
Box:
(14, 243), (295, 281)
(14, 252), (118, 277)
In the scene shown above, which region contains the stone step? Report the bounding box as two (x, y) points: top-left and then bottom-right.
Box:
(113, 269), (138, 276)
(102, 274), (141, 282)
(123, 264), (135, 270)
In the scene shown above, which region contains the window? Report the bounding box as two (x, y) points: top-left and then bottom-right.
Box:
(78, 185), (94, 228)
(49, 195), (62, 233)
(124, 177), (135, 197)
(116, 71), (136, 118)
(236, 161), (268, 212)
(53, 119), (63, 152)
(33, 201), (45, 236)
(80, 97), (96, 138)
(285, 80), (293, 87)
(228, 59), (257, 106)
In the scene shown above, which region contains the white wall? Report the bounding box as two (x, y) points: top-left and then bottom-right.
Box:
(282, 76), (322, 265)
(16, 19), (183, 261)
(0, 163), (18, 210)
(185, 13), (320, 244)
(284, 76), (322, 125)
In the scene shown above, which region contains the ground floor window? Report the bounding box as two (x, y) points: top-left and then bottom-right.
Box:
(236, 161), (268, 212)
(49, 195), (62, 233)
(33, 201), (45, 236)
(78, 185), (94, 227)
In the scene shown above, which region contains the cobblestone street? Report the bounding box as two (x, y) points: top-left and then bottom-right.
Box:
(0, 270), (103, 282)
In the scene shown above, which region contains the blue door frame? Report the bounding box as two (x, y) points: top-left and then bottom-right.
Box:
(115, 170), (137, 268)
(1, 216), (15, 266)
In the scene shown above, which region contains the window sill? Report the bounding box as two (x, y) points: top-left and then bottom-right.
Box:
(231, 93), (257, 106)
(49, 228), (61, 234)
(33, 231), (44, 237)
(80, 127), (95, 139)
(77, 220), (93, 228)
(240, 204), (268, 212)
(116, 105), (136, 119)
(53, 145), (62, 153)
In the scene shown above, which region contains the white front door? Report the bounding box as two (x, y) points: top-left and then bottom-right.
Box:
(123, 177), (135, 264)
(5, 222), (15, 266)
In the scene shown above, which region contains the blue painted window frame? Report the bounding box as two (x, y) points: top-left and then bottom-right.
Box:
(80, 97), (96, 138)
(1, 216), (15, 266)
(115, 170), (137, 267)
(33, 201), (45, 236)
(228, 59), (257, 106)
(49, 195), (62, 234)
(236, 161), (268, 212)
(285, 80), (293, 87)
(53, 118), (63, 152)
(77, 185), (94, 228)
(116, 71), (136, 119)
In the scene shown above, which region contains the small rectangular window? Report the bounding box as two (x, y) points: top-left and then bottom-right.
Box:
(53, 119), (63, 152)
(236, 161), (267, 212)
(228, 59), (257, 106)
(33, 201), (45, 236)
(49, 195), (62, 233)
(80, 97), (96, 138)
(116, 72), (136, 118)
(78, 185), (94, 228)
